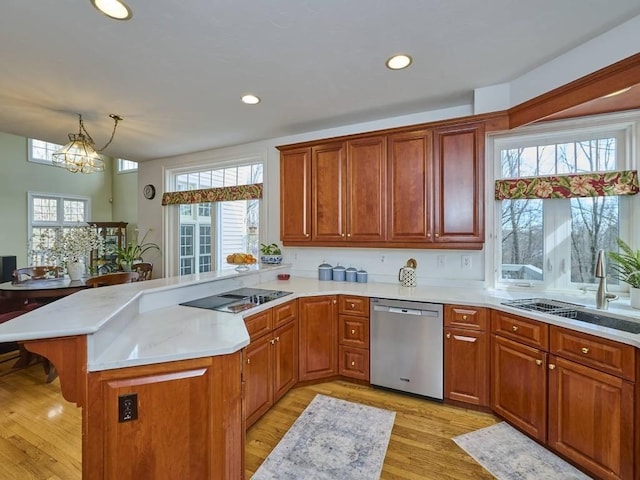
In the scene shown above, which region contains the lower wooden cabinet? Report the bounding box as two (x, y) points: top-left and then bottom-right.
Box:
(491, 334), (547, 441)
(548, 355), (634, 480)
(299, 295), (338, 381)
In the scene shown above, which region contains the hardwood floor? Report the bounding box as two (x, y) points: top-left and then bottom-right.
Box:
(0, 352), (498, 479)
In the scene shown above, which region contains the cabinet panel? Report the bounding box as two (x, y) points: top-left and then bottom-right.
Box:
(338, 346), (369, 381)
(433, 123), (485, 243)
(491, 334), (547, 441)
(244, 309), (273, 342)
(548, 355), (634, 480)
(347, 136), (386, 242)
(492, 310), (549, 350)
(339, 315), (369, 348)
(387, 129), (432, 242)
(245, 336), (274, 427)
(445, 327), (489, 406)
(312, 142), (346, 241)
(273, 299), (298, 329)
(280, 147), (311, 242)
(338, 295), (369, 317)
(298, 295), (338, 381)
(273, 320), (298, 403)
(444, 304), (488, 331)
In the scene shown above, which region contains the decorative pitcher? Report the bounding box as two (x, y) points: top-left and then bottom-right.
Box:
(398, 257), (417, 287)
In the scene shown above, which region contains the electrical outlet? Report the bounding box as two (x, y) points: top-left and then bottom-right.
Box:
(461, 255), (472, 269)
(118, 393), (138, 423)
(437, 255), (446, 268)
(381, 255), (385, 263)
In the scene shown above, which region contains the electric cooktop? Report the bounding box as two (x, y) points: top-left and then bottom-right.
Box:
(180, 288), (292, 313)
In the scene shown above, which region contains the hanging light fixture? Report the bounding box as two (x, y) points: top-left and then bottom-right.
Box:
(52, 113), (123, 174)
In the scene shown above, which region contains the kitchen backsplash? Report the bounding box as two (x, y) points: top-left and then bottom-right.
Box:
(284, 247), (485, 287)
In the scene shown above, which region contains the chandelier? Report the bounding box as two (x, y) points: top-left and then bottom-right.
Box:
(52, 113), (123, 174)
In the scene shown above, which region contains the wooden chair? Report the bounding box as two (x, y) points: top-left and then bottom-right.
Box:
(12, 266), (63, 284)
(132, 262), (153, 281)
(85, 272), (139, 288)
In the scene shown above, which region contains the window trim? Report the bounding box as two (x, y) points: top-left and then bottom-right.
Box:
(117, 158), (138, 173)
(27, 138), (63, 166)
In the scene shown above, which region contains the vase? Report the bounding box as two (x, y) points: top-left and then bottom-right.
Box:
(630, 287), (640, 310)
(67, 261), (84, 281)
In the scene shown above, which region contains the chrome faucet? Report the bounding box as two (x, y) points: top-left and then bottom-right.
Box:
(595, 249), (618, 309)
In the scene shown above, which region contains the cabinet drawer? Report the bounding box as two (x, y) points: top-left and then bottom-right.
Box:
(244, 309), (273, 342)
(273, 299), (298, 328)
(444, 305), (488, 330)
(338, 295), (369, 317)
(339, 315), (369, 348)
(491, 310), (549, 350)
(550, 326), (635, 381)
(338, 346), (370, 381)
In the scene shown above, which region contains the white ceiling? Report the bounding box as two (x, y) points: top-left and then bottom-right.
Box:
(1, 0), (640, 161)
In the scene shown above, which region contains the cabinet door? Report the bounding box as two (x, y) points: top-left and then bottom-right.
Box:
(338, 345), (369, 381)
(298, 295), (338, 381)
(548, 355), (634, 480)
(280, 147), (312, 243)
(339, 315), (369, 348)
(346, 136), (386, 242)
(444, 327), (489, 406)
(312, 142), (346, 242)
(491, 334), (547, 441)
(273, 319), (298, 402)
(245, 336), (273, 428)
(433, 122), (485, 244)
(387, 129), (432, 242)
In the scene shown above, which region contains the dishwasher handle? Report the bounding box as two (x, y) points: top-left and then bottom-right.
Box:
(373, 305), (439, 317)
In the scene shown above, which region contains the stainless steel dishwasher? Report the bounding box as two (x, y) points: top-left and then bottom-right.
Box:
(370, 298), (443, 400)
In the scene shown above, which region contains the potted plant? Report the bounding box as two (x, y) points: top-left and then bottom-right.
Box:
(116, 229), (161, 271)
(260, 243), (282, 264)
(608, 238), (640, 309)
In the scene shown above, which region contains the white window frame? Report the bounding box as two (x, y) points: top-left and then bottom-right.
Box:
(117, 158), (138, 173)
(27, 138), (63, 166)
(488, 111), (639, 294)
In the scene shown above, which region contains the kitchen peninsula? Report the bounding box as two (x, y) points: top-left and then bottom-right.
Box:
(1, 267), (640, 479)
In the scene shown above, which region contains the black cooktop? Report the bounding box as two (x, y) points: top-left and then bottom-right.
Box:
(180, 288), (292, 313)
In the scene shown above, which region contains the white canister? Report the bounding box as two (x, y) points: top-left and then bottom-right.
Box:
(398, 266), (416, 287)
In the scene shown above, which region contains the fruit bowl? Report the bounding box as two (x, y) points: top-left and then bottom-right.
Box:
(226, 253), (257, 271)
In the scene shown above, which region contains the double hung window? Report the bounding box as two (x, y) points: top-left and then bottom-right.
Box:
(494, 117), (636, 292)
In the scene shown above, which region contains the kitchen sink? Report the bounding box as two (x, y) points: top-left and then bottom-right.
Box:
(501, 298), (640, 334)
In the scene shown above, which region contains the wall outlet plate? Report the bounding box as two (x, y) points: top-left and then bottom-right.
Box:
(461, 255), (472, 269)
(118, 393), (138, 422)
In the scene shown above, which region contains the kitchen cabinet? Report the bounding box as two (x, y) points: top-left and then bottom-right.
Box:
(444, 305), (489, 406)
(280, 147), (311, 243)
(84, 354), (243, 480)
(298, 295), (338, 381)
(338, 295), (370, 381)
(244, 301), (298, 428)
(90, 222), (127, 272)
(547, 327), (635, 480)
(310, 137), (386, 243)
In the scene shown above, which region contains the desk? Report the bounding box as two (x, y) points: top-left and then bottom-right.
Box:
(0, 277), (90, 303)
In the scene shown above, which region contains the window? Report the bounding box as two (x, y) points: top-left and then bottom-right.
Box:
(494, 119), (633, 292)
(118, 158), (138, 173)
(28, 192), (91, 265)
(174, 163), (262, 275)
(28, 139), (63, 165)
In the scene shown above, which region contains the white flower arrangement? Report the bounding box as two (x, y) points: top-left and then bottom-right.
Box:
(29, 224), (105, 266)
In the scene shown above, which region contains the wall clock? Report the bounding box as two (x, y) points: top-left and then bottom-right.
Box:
(143, 184), (156, 200)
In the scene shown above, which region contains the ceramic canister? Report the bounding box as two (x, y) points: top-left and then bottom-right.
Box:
(318, 261), (333, 281)
(332, 264), (346, 282)
(345, 266), (357, 282)
(356, 269), (368, 283)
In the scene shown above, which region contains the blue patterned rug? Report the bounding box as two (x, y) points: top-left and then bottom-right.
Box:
(252, 394), (395, 480)
(453, 422), (592, 479)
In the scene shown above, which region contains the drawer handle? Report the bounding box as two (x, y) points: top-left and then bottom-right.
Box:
(351, 329), (356, 335)
(535, 359), (542, 366)
(511, 325), (519, 332)
(548, 364), (556, 370)
(581, 347), (589, 354)
(351, 361), (355, 366)
(462, 315), (468, 320)
(446, 332), (451, 339)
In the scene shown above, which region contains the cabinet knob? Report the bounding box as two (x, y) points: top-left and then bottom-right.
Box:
(462, 315), (468, 320)
(347, 233), (351, 237)
(351, 361), (355, 366)
(535, 359), (542, 366)
(446, 332), (451, 339)
(247, 358), (251, 364)
(512, 325), (519, 332)
(435, 233), (439, 238)
(581, 347), (589, 354)
(275, 336), (280, 342)
(305, 233), (309, 237)
(341, 233), (345, 237)
(270, 339), (275, 345)
(350, 303), (355, 308)
(351, 329), (356, 335)
(548, 364), (556, 370)
(427, 233), (431, 238)
(333, 299), (337, 304)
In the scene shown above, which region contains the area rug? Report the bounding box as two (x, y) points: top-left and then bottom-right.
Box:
(252, 394), (395, 480)
(453, 422), (591, 479)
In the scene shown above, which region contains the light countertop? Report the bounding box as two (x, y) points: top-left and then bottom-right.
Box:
(1, 267), (639, 371)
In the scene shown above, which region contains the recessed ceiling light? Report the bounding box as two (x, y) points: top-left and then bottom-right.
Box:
(241, 94), (261, 105)
(90, 0), (132, 20)
(386, 54), (413, 70)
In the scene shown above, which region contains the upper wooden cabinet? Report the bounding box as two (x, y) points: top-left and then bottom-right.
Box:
(279, 113), (505, 249)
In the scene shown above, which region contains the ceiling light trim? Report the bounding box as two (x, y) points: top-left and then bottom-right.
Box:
(90, 0), (133, 20)
(386, 54), (413, 70)
(241, 94), (261, 105)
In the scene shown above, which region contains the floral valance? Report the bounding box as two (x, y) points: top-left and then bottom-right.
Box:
(161, 183), (263, 206)
(495, 170), (639, 200)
